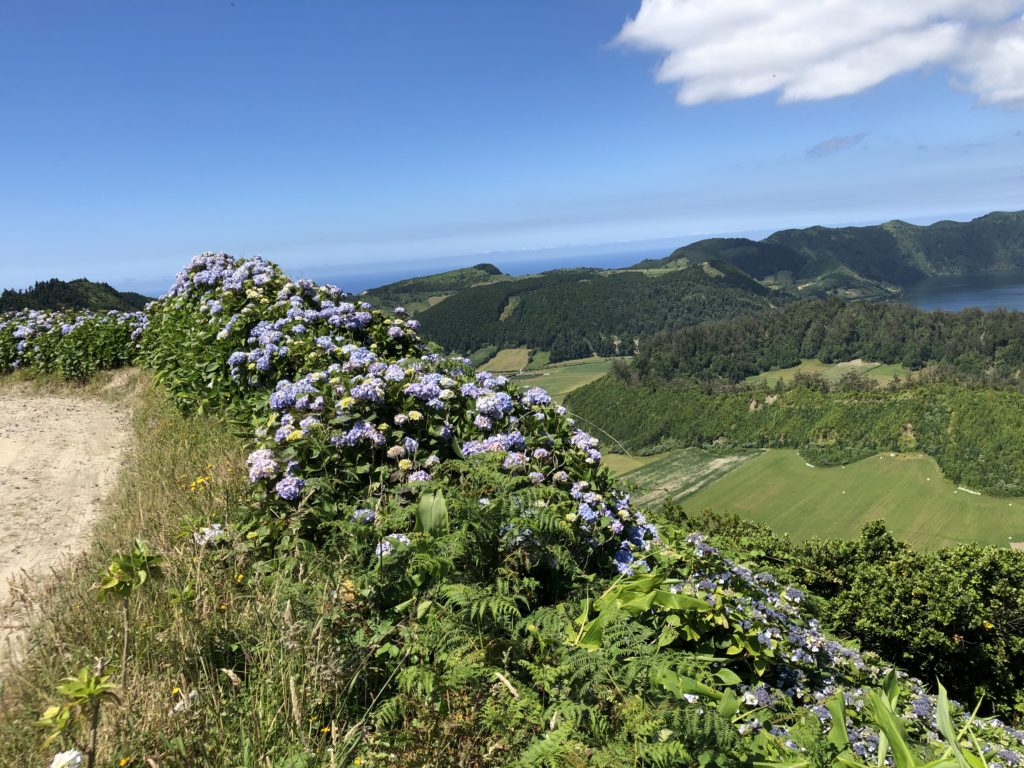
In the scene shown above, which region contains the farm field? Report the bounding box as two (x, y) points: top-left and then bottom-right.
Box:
(602, 451), (668, 475)
(618, 447), (760, 505)
(745, 358), (912, 387)
(682, 448), (1024, 549)
(511, 356), (616, 401)
(479, 346), (531, 372)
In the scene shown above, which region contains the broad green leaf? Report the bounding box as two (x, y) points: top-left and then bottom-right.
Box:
(718, 688), (739, 718)
(414, 489), (449, 535)
(935, 681), (971, 768)
(576, 616), (605, 651)
(715, 668), (742, 686)
(826, 689), (850, 751)
(653, 668), (723, 702)
(652, 589), (713, 612)
(867, 689), (918, 768)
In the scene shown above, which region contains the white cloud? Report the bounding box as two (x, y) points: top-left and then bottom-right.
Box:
(616, 0), (1024, 107)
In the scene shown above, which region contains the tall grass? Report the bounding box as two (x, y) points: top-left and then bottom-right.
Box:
(0, 371), (334, 765)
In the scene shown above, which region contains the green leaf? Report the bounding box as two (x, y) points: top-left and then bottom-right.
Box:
(866, 689), (918, 768)
(934, 681), (972, 768)
(826, 689), (851, 751)
(576, 616), (605, 651)
(717, 688), (739, 718)
(414, 489), (449, 536)
(653, 668), (723, 702)
(416, 599), (433, 620)
(715, 668), (742, 686)
(652, 589), (713, 613)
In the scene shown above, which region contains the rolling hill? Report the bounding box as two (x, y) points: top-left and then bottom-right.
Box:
(0, 278), (151, 312)
(364, 210), (1024, 362)
(414, 260), (783, 362)
(361, 262), (508, 313)
(637, 209), (1024, 296)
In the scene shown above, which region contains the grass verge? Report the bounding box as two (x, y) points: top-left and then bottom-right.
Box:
(0, 371), (268, 765)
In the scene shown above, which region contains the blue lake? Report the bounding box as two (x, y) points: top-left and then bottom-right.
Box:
(901, 273), (1024, 312)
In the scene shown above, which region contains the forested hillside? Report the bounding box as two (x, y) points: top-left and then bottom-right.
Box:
(635, 210), (1024, 296)
(417, 261), (781, 361)
(636, 298), (1024, 381)
(0, 278), (151, 312)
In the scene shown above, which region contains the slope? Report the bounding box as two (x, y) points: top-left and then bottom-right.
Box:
(0, 278), (152, 312)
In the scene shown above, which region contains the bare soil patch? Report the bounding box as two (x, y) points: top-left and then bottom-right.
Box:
(0, 392), (128, 608)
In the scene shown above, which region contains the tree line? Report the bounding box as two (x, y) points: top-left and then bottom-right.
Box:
(0, 278), (151, 312)
(635, 297), (1024, 382)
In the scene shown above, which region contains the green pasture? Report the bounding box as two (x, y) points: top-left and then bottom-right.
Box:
(681, 449), (1024, 549)
(480, 347), (531, 372)
(617, 448), (760, 505)
(511, 356), (616, 402)
(745, 358), (911, 388)
(602, 451), (667, 476)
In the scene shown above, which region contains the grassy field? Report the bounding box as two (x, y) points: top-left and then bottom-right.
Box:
(682, 449), (1024, 549)
(511, 356), (616, 402)
(745, 358), (912, 387)
(602, 451), (668, 476)
(480, 347), (531, 372)
(618, 448), (760, 506)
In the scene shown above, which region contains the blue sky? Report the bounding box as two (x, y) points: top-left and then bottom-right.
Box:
(1, 1), (1022, 294)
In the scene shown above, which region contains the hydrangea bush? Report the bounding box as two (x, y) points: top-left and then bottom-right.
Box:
(0, 308), (145, 380)
(142, 253), (659, 578)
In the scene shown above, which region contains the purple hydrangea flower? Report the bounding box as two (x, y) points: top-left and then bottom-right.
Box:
(247, 449), (279, 482)
(275, 475), (305, 501)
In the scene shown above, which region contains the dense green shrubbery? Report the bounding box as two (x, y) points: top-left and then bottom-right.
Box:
(0, 308), (145, 381)
(10, 253), (1024, 766)
(0, 277), (151, 312)
(567, 375), (1024, 495)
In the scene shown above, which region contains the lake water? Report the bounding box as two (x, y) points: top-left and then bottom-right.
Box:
(901, 273), (1024, 312)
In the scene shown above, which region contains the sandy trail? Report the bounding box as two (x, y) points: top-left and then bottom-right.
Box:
(0, 393), (128, 608)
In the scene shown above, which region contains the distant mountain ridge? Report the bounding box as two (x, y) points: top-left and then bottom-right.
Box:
(636, 210), (1024, 296)
(361, 209), (1024, 363)
(0, 278), (151, 312)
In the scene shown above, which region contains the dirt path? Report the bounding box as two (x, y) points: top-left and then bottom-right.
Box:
(0, 393), (128, 607)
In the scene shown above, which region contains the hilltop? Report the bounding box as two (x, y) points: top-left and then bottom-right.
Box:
(361, 262), (508, 313)
(0, 278), (151, 312)
(639, 209), (1024, 296)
